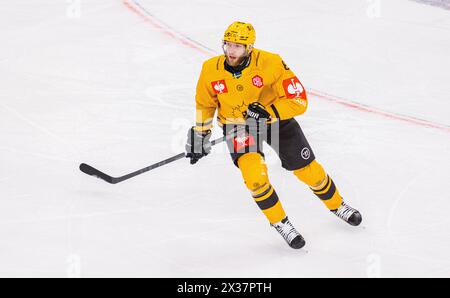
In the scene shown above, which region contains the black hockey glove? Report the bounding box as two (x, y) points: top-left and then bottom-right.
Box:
(185, 127), (212, 165)
(246, 102), (271, 136)
(246, 102), (272, 121)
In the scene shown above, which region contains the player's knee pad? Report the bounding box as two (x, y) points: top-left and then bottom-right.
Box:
(293, 160), (327, 188)
(238, 153), (285, 223)
(237, 153), (270, 195)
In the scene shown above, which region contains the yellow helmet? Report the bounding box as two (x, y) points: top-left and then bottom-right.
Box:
(223, 21), (256, 48)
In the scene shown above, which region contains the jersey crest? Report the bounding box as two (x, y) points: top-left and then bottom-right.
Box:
(252, 75), (264, 88)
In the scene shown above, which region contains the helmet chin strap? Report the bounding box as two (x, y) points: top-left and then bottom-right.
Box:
(239, 44), (253, 59)
(246, 44), (253, 55)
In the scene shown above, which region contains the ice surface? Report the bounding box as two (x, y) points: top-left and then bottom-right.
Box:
(0, 0), (449, 277)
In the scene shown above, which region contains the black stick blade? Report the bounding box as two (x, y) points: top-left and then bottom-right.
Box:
(79, 163), (116, 184)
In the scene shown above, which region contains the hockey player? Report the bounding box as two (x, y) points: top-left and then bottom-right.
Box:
(186, 22), (362, 249)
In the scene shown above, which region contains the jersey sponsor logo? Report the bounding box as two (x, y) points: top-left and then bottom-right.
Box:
(283, 77), (305, 99)
(252, 75), (264, 88)
(295, 98), (307, 107)
(211, 80), (228, 94)
(233, 132), (255, 152)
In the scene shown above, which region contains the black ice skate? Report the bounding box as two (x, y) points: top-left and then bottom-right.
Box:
(271, 217), (306, 249)
(331, 201), (362, 226)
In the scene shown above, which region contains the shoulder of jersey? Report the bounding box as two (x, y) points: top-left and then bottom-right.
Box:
(201, 55), (224, 72)
(253, 48), (283, 68)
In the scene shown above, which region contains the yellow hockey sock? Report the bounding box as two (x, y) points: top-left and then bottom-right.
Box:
(293, 160), (342, 210)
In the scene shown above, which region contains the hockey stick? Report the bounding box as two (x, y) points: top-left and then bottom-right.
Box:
(79, 134), (230, 184)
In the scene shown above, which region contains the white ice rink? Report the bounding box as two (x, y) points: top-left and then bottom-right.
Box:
(0, 0), (449, 277)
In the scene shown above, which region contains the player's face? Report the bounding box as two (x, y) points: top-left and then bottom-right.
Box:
(223, 41), (247, 66)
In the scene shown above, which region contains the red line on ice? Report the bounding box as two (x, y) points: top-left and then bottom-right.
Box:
(309, 89), (450, 132)
(122, 0), (212, 56)
(122, 0), (450, 133)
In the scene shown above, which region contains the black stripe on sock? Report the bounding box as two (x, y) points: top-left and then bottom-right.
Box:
(315, 179), (336, 201)
(253, 185), (271, 199)
(311, 175), (330, 193)
(255, 190), (279, 210)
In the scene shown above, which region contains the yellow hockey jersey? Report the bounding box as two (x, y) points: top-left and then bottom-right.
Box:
(194, 48), (308, 132)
